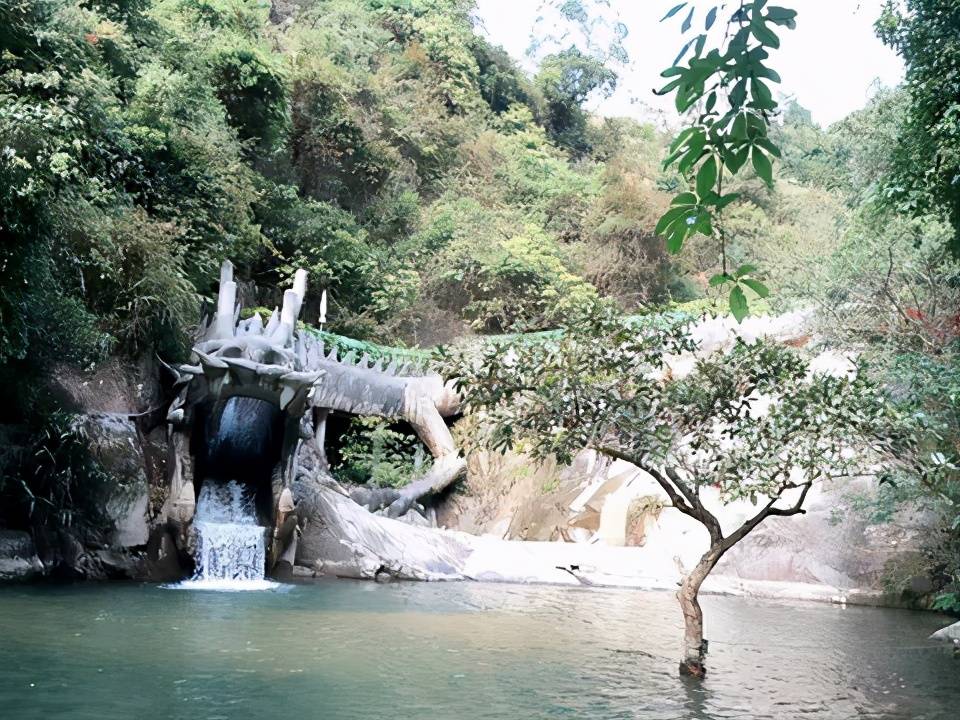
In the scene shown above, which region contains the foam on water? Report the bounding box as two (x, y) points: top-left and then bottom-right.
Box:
(169, 480), (280, 591)
(172, 578), (281, 592)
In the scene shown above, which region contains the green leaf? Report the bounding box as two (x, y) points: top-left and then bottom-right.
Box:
(655, 206), (692, 235)
(673, 37), (696, 66)
(694, 33), (706, 57)
(657, 77), (684, 95)
(725, 145), (749, 173)
(696, 155), (717, 198)
(731, 113), (748, 140)
(671, 192), (698, 206)
(729, 79), (747, 109)
(699, 189), (719, 205)
(755, 137), (782, 158)
(709, 273), (733, 287)
(705, 7), (717, 30)
(766, 6), (798, 26)
(729, 285), (748, 322)
(677, 142), (707, 175)
(753, 64), (782, 83)
(666, 128), (705, 168)
(678, 151), (704, 176)
(734, 263), (758, 278)
(693, 209), (713, 236)
(704, 91), (717, 114)
(662, 145), (686, 170)
(741, 278), (770, 298)
(752, 148), (773, 186)
(669, 127), (697, 151)
(751, 18), (780, 48)
(751, 79), (776, 110)
(714, 192), (740, 210)
(745, 112), (768, 138)
(665, 222), (690, 253)
(681, 6), (695, 33)
(661, 3), (688, 22)
(728, 25), (750, 52)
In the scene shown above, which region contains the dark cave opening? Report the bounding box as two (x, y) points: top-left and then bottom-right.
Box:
(194, 395), (283, 523)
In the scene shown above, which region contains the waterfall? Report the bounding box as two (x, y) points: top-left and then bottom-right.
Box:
(174, 480), (277, 591)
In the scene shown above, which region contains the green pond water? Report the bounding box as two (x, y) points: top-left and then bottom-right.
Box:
(0, 580), (957, 719)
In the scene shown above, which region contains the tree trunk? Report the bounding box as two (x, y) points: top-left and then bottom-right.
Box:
(677, 547), (721, 678)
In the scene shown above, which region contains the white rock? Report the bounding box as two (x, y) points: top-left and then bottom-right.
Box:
(930, 621), (960, 644)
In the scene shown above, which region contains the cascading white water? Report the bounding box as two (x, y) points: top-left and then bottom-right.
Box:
(174, 480), (278, 591)
(194, 480), (264, 581)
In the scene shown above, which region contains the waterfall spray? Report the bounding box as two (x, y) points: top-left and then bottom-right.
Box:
(174, 481), (277, 590)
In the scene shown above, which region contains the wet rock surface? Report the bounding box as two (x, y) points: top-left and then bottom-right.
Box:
(74, 413), (151, 549)
(293, 470), (472, 580)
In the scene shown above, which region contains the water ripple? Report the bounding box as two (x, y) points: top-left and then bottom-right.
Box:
(0, 581), (956, 719)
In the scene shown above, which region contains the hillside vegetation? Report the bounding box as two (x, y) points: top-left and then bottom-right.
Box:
(1, 0), (854, 391)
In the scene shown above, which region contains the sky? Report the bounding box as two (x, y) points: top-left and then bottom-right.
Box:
(473, 0), (905, 128)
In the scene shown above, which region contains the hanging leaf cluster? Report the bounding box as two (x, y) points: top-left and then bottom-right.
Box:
(656, 1), (796, 320)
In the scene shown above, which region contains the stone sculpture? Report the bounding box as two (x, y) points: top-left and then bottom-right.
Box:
(157, 261), (464, 575)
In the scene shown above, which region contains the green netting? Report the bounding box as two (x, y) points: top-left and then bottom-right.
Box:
(300, 308), (696, 369)
(303, 325), (431, 364)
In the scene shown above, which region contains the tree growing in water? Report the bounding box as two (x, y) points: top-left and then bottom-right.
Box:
(441, 305), (928, 677)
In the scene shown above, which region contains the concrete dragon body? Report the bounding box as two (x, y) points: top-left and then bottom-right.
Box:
(158, 261), (463, 573)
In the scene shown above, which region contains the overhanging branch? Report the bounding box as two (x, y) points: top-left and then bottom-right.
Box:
(595, 445), (692, 514)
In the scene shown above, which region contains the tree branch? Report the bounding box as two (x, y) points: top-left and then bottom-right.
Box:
(664, 466), (723, 545)
(721, 480), (812, 551)
(594, 445), (723, 545)
(595, 445), (693, 515)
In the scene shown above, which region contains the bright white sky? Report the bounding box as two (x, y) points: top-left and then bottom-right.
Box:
(473, 0), (905, 128)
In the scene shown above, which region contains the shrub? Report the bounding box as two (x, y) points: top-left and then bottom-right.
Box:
(335, 416), (431, 488)
(0, 412), (113, 537)
(208, 42), (288, 151)
(430, 228), (598, 332)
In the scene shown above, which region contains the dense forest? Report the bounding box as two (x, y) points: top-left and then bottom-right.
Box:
(0, 0), (958, 610)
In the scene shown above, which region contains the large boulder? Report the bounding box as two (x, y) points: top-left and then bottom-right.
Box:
(443, 449), (611, 540)
(49, 356), (166, 555)
(0, 531), (44, 582)
(50, 357), (163, 417)
(441, 445), (931, 601)
(714, 477), (931, 593)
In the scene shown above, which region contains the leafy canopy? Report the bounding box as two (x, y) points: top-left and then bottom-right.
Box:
(876, 0), (960, 255)
(441, 301), (922, 510)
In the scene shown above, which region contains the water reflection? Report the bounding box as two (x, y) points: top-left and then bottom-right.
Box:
(0, 581), (956, 719)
